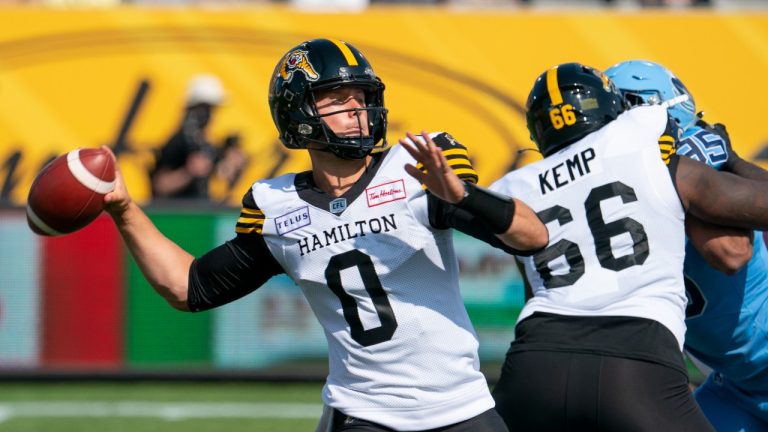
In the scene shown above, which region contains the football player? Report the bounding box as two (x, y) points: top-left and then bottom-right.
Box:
(607, 59), (768, 432)
(489, 62), (768, 431)
(103, 38), (547, 432)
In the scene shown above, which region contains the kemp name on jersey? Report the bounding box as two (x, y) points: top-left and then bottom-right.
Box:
(538, 147), (597, 195)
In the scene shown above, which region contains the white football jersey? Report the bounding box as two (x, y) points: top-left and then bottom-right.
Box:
(490, 105), (688, 349)
(244, 138), (493, 430)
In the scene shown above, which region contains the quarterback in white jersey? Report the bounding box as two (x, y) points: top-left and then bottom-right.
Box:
(489, 62), (768, 432)
(102, 38), (547, 432)
(238, 141), (495, 429)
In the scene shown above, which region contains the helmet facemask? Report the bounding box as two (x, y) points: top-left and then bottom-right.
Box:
(300, 83), (388, 160)
(605, 60), (697, 130)
(620, 89), (663, 107)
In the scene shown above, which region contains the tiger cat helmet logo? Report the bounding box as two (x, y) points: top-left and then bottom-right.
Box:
(279, 49), (319, 82)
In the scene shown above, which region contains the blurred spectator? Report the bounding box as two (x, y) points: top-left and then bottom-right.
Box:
(150, 74), (245, 201)
(212, 132), (248, 201)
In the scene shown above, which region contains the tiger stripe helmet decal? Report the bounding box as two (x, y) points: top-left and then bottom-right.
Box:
(278, 49), (319, 83)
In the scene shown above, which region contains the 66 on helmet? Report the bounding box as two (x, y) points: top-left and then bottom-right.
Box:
(526, 62), (627, 157)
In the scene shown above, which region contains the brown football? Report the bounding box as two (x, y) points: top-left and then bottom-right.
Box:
(26, 148), (115, 236)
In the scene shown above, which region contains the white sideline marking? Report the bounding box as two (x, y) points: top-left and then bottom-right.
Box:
(0, 401), (323, 423)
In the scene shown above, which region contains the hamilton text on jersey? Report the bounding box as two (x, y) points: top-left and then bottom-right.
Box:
(539, 147), (596, 195)
(297, 213), (398, 256)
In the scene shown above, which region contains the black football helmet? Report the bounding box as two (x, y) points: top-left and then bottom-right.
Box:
(526, 62), (627, 157)
(268, 38), (388, 159)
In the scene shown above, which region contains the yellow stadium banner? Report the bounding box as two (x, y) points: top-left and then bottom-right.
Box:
(0, 7), (766, 206)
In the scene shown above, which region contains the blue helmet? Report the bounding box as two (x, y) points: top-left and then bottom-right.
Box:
(605, 60), (697, 131)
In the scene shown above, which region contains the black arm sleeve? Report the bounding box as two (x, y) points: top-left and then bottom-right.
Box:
(427, 193), (539, 257)
(187, 233), (285, 312)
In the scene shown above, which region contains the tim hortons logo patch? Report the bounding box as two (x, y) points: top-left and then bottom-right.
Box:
(275, 206), (311, 236)
(366, 180), (406, 207)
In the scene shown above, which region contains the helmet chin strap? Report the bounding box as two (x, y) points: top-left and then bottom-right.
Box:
(330, 147), (371, 160)
(309, 115), (376, 159)
(303, 138), (372, 160)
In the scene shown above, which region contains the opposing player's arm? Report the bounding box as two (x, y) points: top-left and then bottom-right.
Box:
(188, 189), (284, 312)
(401, 131), (548, 252)
(671, 155), (768, 230)
(671, 120), (755, 274)
(729, 158), (768, 181)
(685, 215), (753, 275)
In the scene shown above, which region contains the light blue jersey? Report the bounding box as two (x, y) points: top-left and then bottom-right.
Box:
(680, 125), (768, 430)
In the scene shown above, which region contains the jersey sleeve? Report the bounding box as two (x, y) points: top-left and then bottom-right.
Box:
(429, 132), (479, 184)
(658, 114), (678, 166)
(186, 187), (285, 312)
(235, 187), (266, 235)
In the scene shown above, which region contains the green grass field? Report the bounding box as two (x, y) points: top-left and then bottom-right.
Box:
(0, 361), (706, 432)
(0, 381), (325, 432)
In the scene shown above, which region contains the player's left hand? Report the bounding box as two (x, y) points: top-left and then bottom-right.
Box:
(400, 131), (466, 204)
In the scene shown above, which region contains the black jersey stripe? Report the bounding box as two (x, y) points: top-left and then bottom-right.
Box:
(456, 170), (479, 183)
(240, 207), (264, 216)
(235, 222), (263, 235)
(235, 227), (262, 235)
(442, 148), (470, 159)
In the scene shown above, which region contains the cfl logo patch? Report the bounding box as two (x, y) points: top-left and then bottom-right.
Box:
(330, 198), (347, 214)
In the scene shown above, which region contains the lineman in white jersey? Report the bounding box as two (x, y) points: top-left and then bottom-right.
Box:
(489, 62), (768, 431)
(102, 38), (548, 432)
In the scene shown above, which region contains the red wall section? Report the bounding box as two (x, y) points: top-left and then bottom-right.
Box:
(41, 214), (123, 368)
